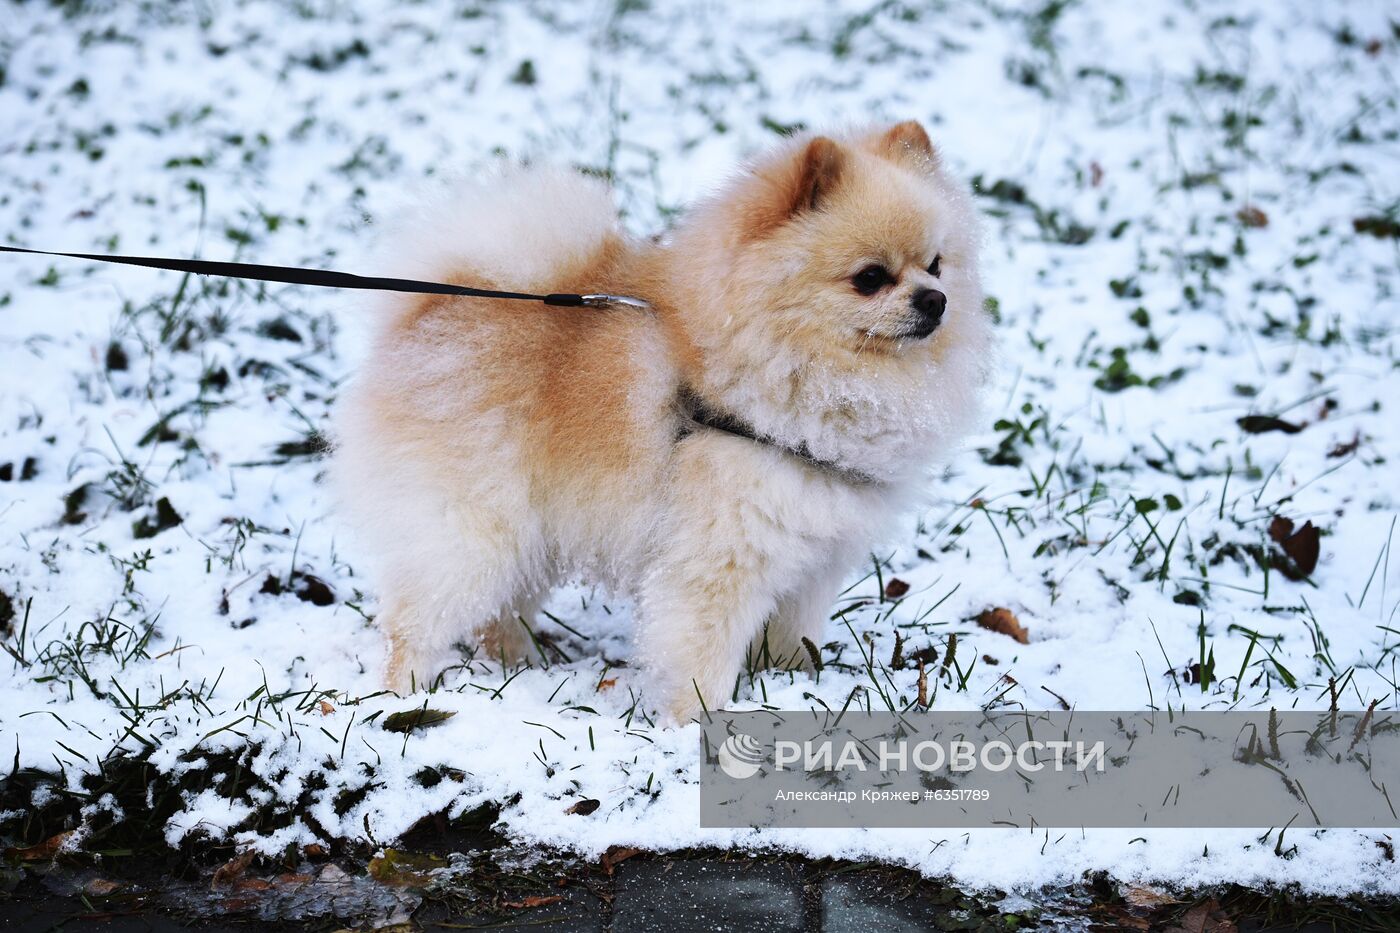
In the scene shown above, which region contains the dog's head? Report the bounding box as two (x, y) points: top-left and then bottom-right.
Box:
(665, 122), (993, 473)
(681, 122), (984, 370)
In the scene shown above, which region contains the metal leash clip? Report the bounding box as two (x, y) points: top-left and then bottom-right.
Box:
(579, 294), (653, 310)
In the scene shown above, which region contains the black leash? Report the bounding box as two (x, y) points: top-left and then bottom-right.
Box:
(2, 243), (883, 483)
(0, 244), (650, 310)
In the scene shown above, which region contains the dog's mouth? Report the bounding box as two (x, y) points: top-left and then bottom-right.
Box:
(892, 320), (939, 340)
(859, 322), (939, 348)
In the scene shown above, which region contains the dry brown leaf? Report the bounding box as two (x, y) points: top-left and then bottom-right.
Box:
(231, 877), (273, 892)
(908, 645), (939, 668)
(1328, 432), (1361, 458)
(601, 845), (641, 876)
(975, 607), (1029, 644)
(211, 849), (256, 888)
(503, 895), (564, 909)
(83, 878), (122, 896)
(318, 700), (335, 715)
(596, 678), (617, 691)
(1282, 521), (1320, 575)
(1355, 215), (1400, 239)
(1121, 884), (1181, 909)
(1236, 205), (1269, 228)
(1269, 515), (1320, 577)
(884, 577), (910, 599)
(565, 798), (600, 816)
(3, 830), (73, 862)
(273, 872), (313, 884)
(1177, 899), (1237, 933)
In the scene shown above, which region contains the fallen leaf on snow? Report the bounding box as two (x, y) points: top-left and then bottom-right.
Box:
(1269, 516), (1320, 576)
(1355, 215), (1400, 239)
(381, 708), (456, 733)
(1327, 432), (1361, 458)
(565, 798), (600, 816)
(1237, 414), (1304, 435)
(1236, 205), (1268, 228)
(975, 607), (1029, 644)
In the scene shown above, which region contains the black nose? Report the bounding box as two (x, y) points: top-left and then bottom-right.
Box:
(912, 288), (947, 328)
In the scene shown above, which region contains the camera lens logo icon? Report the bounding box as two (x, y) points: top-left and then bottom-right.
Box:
(718, 733), (764, 779)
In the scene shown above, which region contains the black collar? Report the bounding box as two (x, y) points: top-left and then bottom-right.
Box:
(675, 386), (881, 486)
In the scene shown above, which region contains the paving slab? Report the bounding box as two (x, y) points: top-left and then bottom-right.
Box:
(820, 875), (954, 931)
(612, 859), (805, 933)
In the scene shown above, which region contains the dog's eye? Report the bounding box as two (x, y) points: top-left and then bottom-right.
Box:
(852, 265), (893, 296)
(928, 254), (942, 277)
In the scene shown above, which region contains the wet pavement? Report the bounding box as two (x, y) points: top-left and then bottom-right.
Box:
(0, 845), (1085, 932)
(0, 828), (1379, 932)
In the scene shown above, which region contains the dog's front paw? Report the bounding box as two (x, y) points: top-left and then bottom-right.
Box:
(659, 674), (734, 726)
(477, 616), (536, 665)
(385, 637), (445, 695)
(385, 657), (429, 695)
(662, 696), (705, 727)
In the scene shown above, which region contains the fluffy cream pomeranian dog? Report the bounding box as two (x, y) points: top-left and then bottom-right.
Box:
(334, 121), (992, 721)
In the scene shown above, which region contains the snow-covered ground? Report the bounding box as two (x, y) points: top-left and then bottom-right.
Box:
(2, 0), (1398, 896)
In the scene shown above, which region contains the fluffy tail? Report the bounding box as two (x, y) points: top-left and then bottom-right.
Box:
(370, 163), (623, 296)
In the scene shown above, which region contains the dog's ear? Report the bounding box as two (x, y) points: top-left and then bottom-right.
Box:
(872, 121), (941, 171)
(742, 136), (847, 237)
(788, 136), (846, 214)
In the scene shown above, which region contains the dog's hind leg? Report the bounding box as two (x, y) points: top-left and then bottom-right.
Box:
(383, 594), (458, 693)
(379, 504), (545, 693)
(382, 592), (544, 693)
